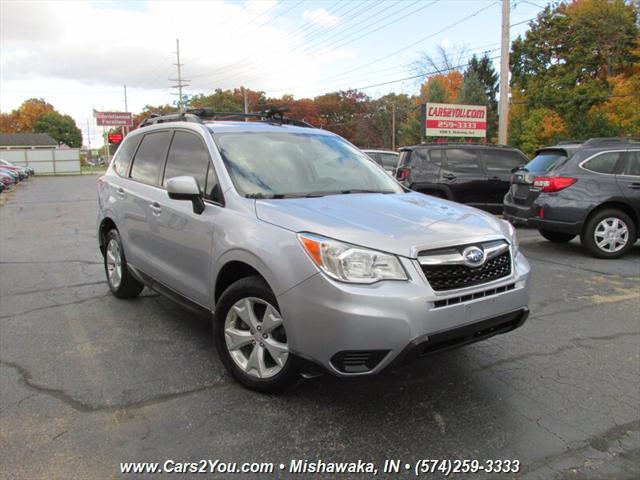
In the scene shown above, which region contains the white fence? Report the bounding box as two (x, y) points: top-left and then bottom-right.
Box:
(0, 149), (81, 174)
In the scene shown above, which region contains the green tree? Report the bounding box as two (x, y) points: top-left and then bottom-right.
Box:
(467, 54), (499, 140)
(33, 111), (82, 147)
(459, 71), (488, 106)
(510, 0), (639, 140)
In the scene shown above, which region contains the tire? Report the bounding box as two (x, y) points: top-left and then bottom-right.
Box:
(580, 209), (636, 259)
(103, 229), (144, 298)
(538, 229), (576, 243)
(213, 276), (300, 393)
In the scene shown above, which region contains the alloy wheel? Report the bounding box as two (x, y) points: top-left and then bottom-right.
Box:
(224, 297), (289, 379)
(106, 239), (123, 289)
(594, 217), (629, 253)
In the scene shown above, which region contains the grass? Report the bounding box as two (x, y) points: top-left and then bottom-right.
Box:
(81, 165), (107, 174)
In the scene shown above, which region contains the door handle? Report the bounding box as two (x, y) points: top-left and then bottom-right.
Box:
(116, 187), (125, 197)
(443, 173), (456, 180)
(149, 202), (162, 215)
(628, 183), (640, 190)
(489, 176), (501, 182)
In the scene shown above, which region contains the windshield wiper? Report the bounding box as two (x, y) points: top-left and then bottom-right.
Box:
(245, 192), (326, 199)
(338, 189), (396, 195)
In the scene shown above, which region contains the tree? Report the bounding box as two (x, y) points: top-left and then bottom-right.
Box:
(33, 112), (82, 147)
(467, 54), (499, 140)
(516, 108), (568, 156)
(510, 0), (639, 140)
(2, 98), (55, 132)
(459, 71), (488, 106)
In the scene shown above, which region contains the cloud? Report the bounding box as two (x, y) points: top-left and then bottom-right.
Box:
(302, 8), (341, 28)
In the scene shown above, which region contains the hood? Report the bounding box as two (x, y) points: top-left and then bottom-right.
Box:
(256, 192), (508, 258)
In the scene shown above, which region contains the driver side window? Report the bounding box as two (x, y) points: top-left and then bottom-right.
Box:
(163, 130), (222, 203)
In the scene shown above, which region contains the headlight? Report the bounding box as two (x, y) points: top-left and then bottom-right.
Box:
(503, 220), (519, 256)
(298, 233), (408, 284)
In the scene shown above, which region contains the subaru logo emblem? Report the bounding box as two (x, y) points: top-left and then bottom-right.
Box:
(462, 246), (486, 268)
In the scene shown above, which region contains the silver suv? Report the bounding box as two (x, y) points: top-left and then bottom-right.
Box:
(97, 111), (531, 392)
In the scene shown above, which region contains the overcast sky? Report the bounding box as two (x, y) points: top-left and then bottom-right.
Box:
(0, 0), (545, 147)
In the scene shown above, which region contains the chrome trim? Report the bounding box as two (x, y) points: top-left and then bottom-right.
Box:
(418, 240), (509, 266)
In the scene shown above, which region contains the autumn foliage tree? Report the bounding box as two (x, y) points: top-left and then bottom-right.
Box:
(0, 98), (82, 147)
(509, 0), (639, 151)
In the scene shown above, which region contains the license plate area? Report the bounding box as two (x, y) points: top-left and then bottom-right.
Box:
(514, 184), (530, 198)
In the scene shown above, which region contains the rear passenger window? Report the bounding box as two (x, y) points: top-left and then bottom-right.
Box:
(379, 153), (398, 169)
(483, 150), (526, 172)
(163, 131), (211, 194)
(582, 152), (623, 174)
(130, 131), (172, 185)
(428, 149), (442, 167)
(446, 149), (481, 172)
(112, 136), (140, 177)
(622, 152), (640, 176)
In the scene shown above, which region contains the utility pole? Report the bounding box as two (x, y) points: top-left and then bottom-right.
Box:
(123, 84), (129, 136)
(242, 87), (249, 121)
(391, 102), (396, 151)
(86, 119), (92, 163)
(170, 38), (189, 112)
(498, 0), (510, 145)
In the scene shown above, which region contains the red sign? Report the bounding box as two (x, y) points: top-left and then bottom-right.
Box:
(425, 103), (487, 138)
(108, 133), (123, 144)
(94, 110), (133, 127)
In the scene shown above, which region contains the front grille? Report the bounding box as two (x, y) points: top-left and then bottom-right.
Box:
(433, 283), (516, 308)
(330, 350), (389, 373)
(422, 251), (512, 291)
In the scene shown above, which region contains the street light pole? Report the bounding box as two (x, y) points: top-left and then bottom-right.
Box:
(391, 102), (396, 151)
(498, 0), (510, 145)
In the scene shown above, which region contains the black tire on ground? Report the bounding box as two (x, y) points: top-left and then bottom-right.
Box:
(538, 229), (576, 243)
(580, 209), (636, 259)
(103, 229), (144, 299)
(213, 275), (300, 393)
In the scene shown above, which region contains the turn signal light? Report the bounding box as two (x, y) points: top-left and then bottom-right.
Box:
(533, 176), (577, 192)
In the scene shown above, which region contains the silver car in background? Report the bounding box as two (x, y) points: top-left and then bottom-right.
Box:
(97, 112), (530, 392)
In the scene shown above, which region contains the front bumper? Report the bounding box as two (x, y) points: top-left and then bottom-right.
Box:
(278, 252), (531, 377)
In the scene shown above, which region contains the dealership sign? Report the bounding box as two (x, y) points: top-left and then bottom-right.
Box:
(425, 103), (487, 138)
(108, 133), (123, 144)
(94, 110), (133, 127)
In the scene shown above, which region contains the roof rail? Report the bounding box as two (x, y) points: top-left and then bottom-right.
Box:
(582, 137), (640, 147)
(556, 139), (585, 145)
(138, 106), (314, 129)
(400, 142), (516, 150)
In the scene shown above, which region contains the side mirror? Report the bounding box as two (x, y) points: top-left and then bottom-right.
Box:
(166, 176), (205, 214)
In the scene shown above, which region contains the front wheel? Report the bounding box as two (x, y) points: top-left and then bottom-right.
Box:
(213, 276), (300, 392)
(581, 209), (636, 259)
(538, 229), (576, 243)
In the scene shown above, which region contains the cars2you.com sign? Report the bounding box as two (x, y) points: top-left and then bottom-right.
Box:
(425, 103), (487, 138)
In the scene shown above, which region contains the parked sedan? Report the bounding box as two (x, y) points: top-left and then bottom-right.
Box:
(0, 167), (21, 183)
(0, 170), (17, 188)
(504, 138), (639, 259)
(362, 149), (400, 175)
(0, 159), (33, 176)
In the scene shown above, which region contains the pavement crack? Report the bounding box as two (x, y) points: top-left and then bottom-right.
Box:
(476, 331), (640, 371)
(0, 294), (110, 319)
(9, 280), (106, 296)
(0, 358), (227, 413)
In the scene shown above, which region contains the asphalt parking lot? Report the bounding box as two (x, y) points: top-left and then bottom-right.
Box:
(1, 175), (638, 480)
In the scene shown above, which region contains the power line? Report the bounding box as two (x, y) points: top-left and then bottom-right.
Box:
(313, 1), (499, 86)
(218, 0), (441, 90)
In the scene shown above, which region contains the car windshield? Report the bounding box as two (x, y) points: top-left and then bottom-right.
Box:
(525, 150), (568, 173)
(213, 131), (403, 198)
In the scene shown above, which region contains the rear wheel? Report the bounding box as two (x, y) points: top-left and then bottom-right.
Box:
(103, 229), (144, 298)
(581, 209), (636, 259)
(538, 229), (576, 243)
(213, 276), (300, 392)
